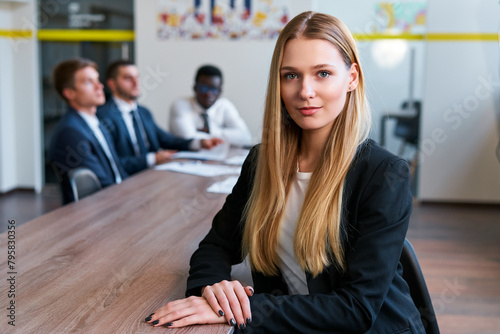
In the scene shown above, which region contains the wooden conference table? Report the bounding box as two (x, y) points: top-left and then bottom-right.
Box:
(0, 154), (250, 334)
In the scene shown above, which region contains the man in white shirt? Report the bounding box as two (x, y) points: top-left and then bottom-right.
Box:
(49, 58), (128, 204)
(169, 65), (252, 147)
(97, 60), (223, 175)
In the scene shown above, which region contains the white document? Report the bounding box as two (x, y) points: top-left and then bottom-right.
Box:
(155, 161), (241, 177)
(206, 176), (240, 194)
(172, 142), (230, 161)
(223, 150), (250, 165)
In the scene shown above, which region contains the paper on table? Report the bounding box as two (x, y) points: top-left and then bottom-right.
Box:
(223, 150), (250, 165)
(172, 142), (230, 161)
(155, 161), (241, 177)
(206, 176), (240, 194)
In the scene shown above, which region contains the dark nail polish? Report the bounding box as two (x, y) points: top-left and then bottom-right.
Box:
(230, 318), (236, 326)
(239, 323), (246, 330)
(145, 312), (155, 322)
(246, 317), (252, 324)
(165, 322), (173, 326)
(152, 320), (159, 325)
(249, 288), (254, 296)
(218, 310), (224, 316)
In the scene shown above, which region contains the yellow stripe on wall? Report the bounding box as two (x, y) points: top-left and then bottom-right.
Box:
(37, 30), (134, 42)
(426, 33), (498, 41)
(353, 32), (498, 42)
(0, 30), (33, 38)
(2, 30), (492, 42)
(354, 33), (425, 41)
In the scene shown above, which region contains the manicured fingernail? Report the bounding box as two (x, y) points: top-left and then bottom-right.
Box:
(145, 312), (155, 322)
(152, 320), (159, 325)
(239, 323), (246, 330)
(218, 310), (224, 316)
(246, 317), (252, 324)
(249, 288), (254, 296)
(230, 318), (236, 326)
(165, 322), (173, 326)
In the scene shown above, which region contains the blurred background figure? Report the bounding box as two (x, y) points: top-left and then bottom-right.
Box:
(169, 65), (252, 147)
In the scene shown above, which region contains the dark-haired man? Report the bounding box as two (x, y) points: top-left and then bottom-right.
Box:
(97, 60), (222, 175)
(49, 58), (128, 204)
(169, 64), (251, 147)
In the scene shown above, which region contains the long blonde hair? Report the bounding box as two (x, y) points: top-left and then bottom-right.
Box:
(242, 12), (371, 277)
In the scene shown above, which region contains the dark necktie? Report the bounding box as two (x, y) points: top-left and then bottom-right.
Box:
(98, 123), (123, 184)
(130, 109), (149, 156)
(200, 112), (210, 134)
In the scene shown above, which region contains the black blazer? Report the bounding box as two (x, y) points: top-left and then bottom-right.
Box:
(49, 107), (128, 204)
(186, 139), (425, 333)
(97, 99), (192, 175)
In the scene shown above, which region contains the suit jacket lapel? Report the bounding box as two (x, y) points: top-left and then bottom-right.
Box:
(69, 108), (115, 176)
(69, 109), (98, 145)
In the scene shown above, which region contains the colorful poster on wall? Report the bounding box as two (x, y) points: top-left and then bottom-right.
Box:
(375, 1), (427, 34)
(157, 0), (291, 40)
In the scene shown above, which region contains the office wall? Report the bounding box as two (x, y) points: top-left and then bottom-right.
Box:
(1, 0), (498, 202)
(419, 0), (500, 202)
(0, 0), (41, 192)
(135, 0), (424, 153)
(315, 0), (426, 155)
(0, 3), (15, 192)
(135, 0), (313, 144)
(306, 0), (500, 203)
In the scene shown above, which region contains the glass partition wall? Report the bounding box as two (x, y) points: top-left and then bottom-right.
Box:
(38, 0), (134, 183)
(316, 0), (427, 196)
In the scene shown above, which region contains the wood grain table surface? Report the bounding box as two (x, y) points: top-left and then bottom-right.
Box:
(0, 164), (244, 334)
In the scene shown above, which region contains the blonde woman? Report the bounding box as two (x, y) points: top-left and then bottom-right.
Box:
(147, 11), (425, 333)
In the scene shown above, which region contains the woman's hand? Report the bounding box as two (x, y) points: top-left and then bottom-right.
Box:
(145, 296), (225, 328)
(202, 280), (254, 329)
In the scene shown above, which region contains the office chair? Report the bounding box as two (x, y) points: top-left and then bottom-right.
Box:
(400, 239), (440, 334)
(68, 167), (102, 202)
(381, 100), (421, 185)
(394, 101), (421, 157)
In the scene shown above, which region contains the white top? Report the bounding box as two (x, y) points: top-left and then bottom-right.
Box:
(77, 110), (122, 184)
(113, 97), (156, 167)
(169, 96), (252, 147)
(277, 170), (311, 295)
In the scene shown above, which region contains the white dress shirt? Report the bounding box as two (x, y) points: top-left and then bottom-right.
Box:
(277, 170), (311, 295)
(169, 96), (252, 147)
(77, 110), (122, 184)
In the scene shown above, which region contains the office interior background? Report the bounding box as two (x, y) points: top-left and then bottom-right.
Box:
(1, 0), (499, 203)
(0, 0), (499, 333)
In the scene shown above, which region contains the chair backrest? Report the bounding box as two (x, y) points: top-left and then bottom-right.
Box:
(394, 101), (421, 145)
(68, 167), (102, 202)
(400, 239), (440, 334)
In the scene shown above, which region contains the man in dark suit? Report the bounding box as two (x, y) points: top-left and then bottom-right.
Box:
(49, 58), (128, 204)
(97, 60), (223, 175)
